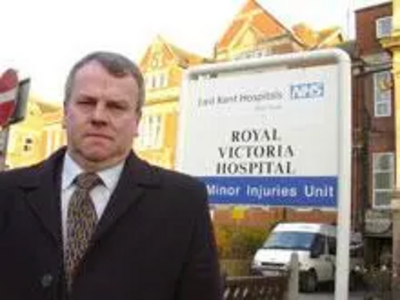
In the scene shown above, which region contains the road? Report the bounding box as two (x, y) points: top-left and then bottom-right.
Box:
(298, 282), (386, 300)
(299, 291), (364, 300)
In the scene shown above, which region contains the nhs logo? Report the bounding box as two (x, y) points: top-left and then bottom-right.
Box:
(290, 82), (324, 99)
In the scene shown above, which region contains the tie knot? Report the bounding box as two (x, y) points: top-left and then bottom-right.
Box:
(75, 172), (102, 190)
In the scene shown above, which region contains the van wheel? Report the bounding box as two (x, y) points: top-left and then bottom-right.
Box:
(301, 270), (318, 293)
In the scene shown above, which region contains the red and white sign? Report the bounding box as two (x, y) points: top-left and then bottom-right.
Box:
(0, 69), (18, 127)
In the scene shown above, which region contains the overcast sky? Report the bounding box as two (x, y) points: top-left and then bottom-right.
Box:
(0, 0), (389, 103)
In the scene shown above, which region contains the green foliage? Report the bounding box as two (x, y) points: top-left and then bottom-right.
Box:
(214, 225), (271, 259)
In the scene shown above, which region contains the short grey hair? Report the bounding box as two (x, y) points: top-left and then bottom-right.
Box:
(64, 51), (145, 114)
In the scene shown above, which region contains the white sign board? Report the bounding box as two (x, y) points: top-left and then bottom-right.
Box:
(176, 49), (352, 300)
(178, 64), (339, 207)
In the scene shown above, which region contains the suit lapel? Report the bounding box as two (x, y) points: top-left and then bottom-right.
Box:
(21, 148), (65, 247)
(92, 152), (160, 243)
(20, 149), (160, 250)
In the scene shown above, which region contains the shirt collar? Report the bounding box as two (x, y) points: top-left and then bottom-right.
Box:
(61, 152), (125, 191)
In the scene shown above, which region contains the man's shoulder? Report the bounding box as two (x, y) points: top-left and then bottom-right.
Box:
(145, 164), (209, 210)
(0, 147), (65, 188)
(0, 163), (42, 187)
(150, 164), (206, 192)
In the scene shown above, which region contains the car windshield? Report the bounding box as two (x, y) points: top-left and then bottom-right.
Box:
(263, 231), (316, 250)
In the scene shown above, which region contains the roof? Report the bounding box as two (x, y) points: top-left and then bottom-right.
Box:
(29, 96), (61, 114)
(292, 23), (343, 48)
(34, 100), (61, 114)
(140, 35), (210, 69)
(164, 37), (210, 66)
(215, 0), (303, 50)
(274, 222), (336, 235)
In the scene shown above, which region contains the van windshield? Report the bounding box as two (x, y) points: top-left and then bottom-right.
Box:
(263, 231), (316, 250)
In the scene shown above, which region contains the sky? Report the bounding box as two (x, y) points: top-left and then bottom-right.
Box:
(0, 0), (390, 104)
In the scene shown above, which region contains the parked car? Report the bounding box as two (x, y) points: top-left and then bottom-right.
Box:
(251, 222), (364, 292)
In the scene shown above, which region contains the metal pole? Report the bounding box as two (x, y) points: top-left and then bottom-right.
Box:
(0, 126), (10, 171)
(334, 50), (352, 300)
(391, 44), (400, 300)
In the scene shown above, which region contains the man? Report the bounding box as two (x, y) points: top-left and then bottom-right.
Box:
(0, 52), (222, 300)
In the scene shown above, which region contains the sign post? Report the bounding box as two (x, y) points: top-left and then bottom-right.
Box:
(0, 69), (19, 171)
(0, 127), (10, 170)
(176, 49), (352, 300)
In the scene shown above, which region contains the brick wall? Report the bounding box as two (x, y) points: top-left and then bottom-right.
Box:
(356, 3), (393, 56)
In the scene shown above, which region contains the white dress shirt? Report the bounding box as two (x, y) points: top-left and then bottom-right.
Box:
(61, 153), (124, 248)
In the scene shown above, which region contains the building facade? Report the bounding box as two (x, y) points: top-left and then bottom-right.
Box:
(355, 1), (394, 264)
(136, 36), (209, 168)
(6, 99), (64, 169)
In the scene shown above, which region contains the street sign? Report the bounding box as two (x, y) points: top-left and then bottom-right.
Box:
(0, 69), (18, 127)
(9, 78), (30, 125)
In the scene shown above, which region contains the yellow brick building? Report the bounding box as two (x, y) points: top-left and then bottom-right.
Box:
(5, 0), (343, 172)
(6, 98), (64, 169)
(135, 35), (209, 168)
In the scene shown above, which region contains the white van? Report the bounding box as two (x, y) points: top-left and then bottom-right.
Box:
(251, 222), (363, 292)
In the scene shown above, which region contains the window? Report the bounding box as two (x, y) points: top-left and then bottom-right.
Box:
(137, 114), (163, 149)
(327, 236), (337, 255)
(376, 16), (392, 39)
(373, 71), (392, 118)
(263, 231), (316, 250)
(373, 152), (394, 209)
(23, 137), (33, 152)
(151, 54), (162, 68)
(311, 234), (325, 256)
(145, 72), (168, 90)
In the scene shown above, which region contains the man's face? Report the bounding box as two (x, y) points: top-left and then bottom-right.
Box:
(63, 61), (140, 171)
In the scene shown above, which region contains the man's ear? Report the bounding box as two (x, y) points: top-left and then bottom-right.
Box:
(62, 102), (68, 129)
(134, 111), (142, 137)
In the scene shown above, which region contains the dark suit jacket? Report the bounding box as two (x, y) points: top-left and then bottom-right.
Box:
(0, 147), (222, 300)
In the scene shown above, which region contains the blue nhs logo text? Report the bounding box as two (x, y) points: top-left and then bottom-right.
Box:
(290, 82), (324, 99)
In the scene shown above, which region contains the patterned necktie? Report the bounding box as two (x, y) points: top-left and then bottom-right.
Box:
(65, 172), (102, 289)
